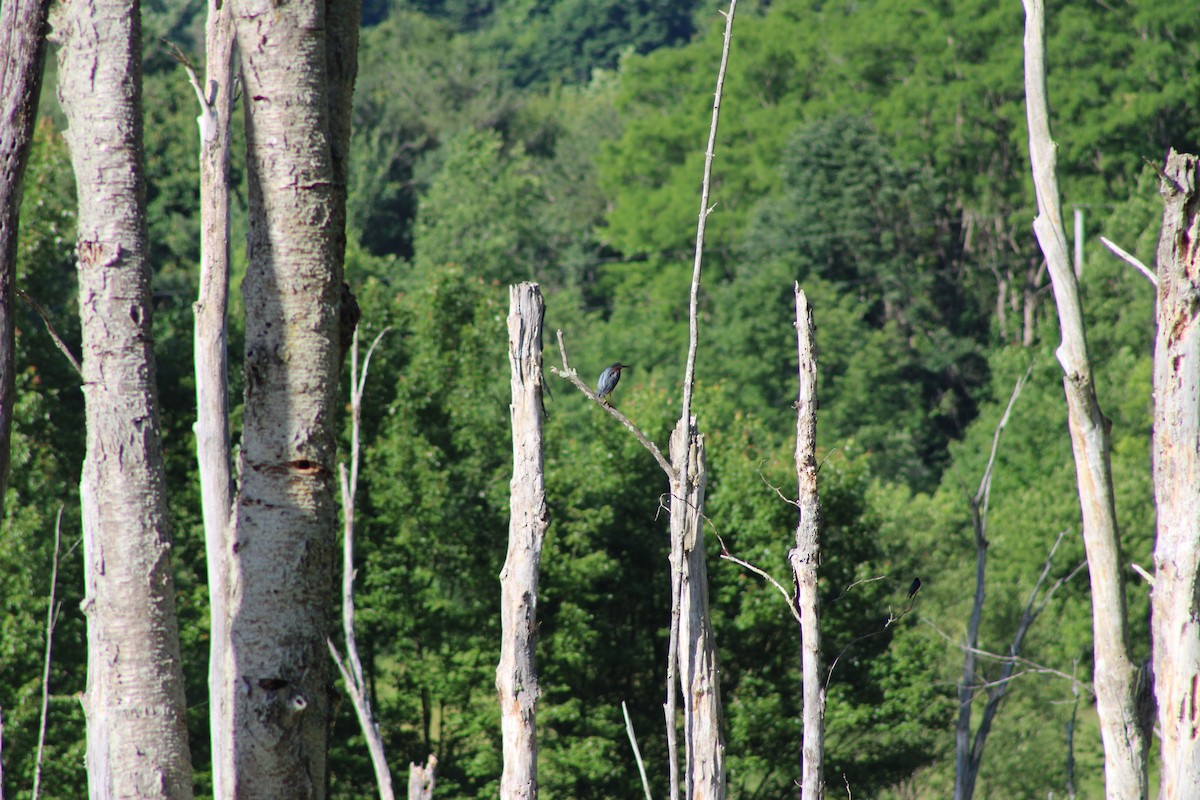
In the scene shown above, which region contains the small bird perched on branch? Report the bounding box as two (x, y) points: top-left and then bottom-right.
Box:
(907, 577), (922, 599)
(596, 362), (630, 405)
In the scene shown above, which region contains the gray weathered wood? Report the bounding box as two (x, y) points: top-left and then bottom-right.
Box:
(498, 282), (549, 800)
(789, 286), (824, 800)
(1021, 0), (1149, 796)
(1151, 150), (1200, 800)
(186, 2), (237, 792)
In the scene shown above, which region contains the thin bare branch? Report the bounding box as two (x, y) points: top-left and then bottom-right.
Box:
(1129, 562), (1155, 587)
(1099, 236), (1157, 287)
(332, 329), (395, 800)
(16, 290), (81, 376)
(622, 701), (653, 800)
(680, 0), (737, 425)
(716, 540), (800, 623)
(757, 465), (800, 509)
(32, 505), (64, 800)
(551, 330), (674, 479)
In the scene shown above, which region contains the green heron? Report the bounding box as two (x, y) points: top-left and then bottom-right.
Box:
(596, 363), (630, 405)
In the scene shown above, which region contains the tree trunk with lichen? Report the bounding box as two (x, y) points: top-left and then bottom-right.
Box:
(52, 0), (194, 795)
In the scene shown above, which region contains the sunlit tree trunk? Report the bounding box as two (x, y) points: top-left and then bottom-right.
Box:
(222, 0), (358, 793)
(1151, 150), (1200, 800)
(0, 0), (53, 522)
(52, 0), (193, 795)
(498, 282), (549, 800)
(789, 286), (824, 800)
(1021, 1), (1149, 796)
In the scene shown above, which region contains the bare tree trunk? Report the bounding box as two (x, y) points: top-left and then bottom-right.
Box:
(789, 286), (824, 800)
(224, 0), (357, 793)
(0, 0), (52, 522)
(186, 2), (237, 792)
(669, 418), (725, 800)
(51, 0), (194, 795)
(498, 282), (549, 800)
(1021, 1), (1149, 796)
(1150, 150), (1200, 800)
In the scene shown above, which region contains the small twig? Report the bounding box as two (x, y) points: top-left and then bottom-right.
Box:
(1099, 236), (1157, 287)
(923, 619), (1093, 692)
(1144, 156), (1186, 196)
(622, 701), (653, 800)
(16, 290), (81, 377)
(757, 465), (799, 509)
(828, 574), (887, 606)
(1129, 562), (1155, 587)
(32, 505), (64, 800)
(551, 330), (675, 479)
(715, 533), (800, 623)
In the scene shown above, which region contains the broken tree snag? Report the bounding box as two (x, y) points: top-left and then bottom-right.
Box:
(498, 282), (549, 800)
(670, 417), (727, 800)
(1151, 150), (1200, 800)
(789, 286), (825, 800)
(1021, 0), (1149, 795)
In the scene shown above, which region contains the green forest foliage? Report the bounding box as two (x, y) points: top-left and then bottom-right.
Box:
(3, 0), (1196, 796)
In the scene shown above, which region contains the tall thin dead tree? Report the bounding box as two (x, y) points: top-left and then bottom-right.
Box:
(51, 0), (194, 794)
(550, 6), (736, 798)
(0, 0), (53, 522)
(498, 282), (549, 800)
(1021, 0), (1149, 795)
(667, 3), (737, 798)
(788, 286), (824, 800)
(1150, 150), (1200, 800)
(175, 1), (238, 790)
(220, 0), (360, 792)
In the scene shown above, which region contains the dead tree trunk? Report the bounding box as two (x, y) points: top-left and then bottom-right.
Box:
(0, 0), (53, 523)
(669, 418), (725, 800)
(1150, 150), (1200, 800)
(497, 282), (549, 800)
(1021, 0), (1149, 795)
(52, 0), (194, 794)
(788, 286), (824, 800)
(185, 2), (237, 791)
(223, 0), (358, 793)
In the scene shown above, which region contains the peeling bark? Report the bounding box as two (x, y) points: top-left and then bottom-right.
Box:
(1151, 150), (1200, 800)
(497, 282), (549, 800)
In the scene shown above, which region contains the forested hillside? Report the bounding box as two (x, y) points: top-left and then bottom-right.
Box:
(2, 0), (1197, 796)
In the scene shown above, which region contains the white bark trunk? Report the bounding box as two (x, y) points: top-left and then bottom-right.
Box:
(1151, 150), (1200, 800)
(789, 287), (824, 800)
(224, 0), (353, 793)
(190, 2), (237, 793)
(497, 282), (549, 800)
(670, 418), (726, 800)
(52, 0), (194, 795)
(0, 0), (53, 520)
(1021, 1), (1149, 796)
